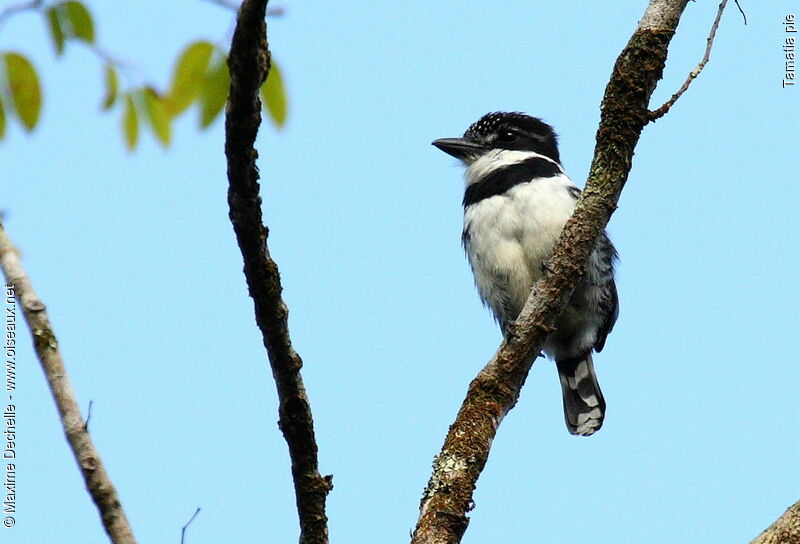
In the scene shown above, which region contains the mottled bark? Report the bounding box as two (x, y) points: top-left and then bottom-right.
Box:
(411, 1), (694, 542)
(0, 223), (137, 544)
(750, 501), (800, 544)
(225, 1), (331, 543)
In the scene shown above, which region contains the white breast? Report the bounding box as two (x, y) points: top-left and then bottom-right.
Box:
(463, 151), (579, 323)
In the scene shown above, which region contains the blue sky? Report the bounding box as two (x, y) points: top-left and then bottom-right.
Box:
(2, 1), (798, 543)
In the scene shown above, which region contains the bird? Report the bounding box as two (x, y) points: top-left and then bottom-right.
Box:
(432, 111), (619, 436)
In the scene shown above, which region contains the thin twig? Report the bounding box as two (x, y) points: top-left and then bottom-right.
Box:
(648, 0), (728, 122)
(83, 43), (146, 92)
(0, 0), (43, 30)
(84, 399), (93, 430)
(45, 6), (143, 86)
(0, 222), (137, 544)
(225, 1), (331, 543)
(411, 1), (700, 542)
(180, 507), (201, 544)
(201, 0), (285, 16)
(734, 0), (746, 25)
(88, 43), (137, 73)
(202, 0), (240, 9)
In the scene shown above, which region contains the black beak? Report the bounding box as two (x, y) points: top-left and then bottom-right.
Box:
(431, 137), (486, 161)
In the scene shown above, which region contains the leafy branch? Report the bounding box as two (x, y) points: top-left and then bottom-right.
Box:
(0, 0), (288, 150)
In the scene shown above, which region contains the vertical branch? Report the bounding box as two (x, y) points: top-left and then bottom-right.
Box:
(411, 1), (698, 542)
(224, 1), (331, 543)
(0, 222), (137, 544)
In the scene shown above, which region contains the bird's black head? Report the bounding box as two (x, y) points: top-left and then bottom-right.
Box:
(432, 111), (560, 164)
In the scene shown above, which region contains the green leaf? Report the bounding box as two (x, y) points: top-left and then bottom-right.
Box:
(142, 87), (171, 147)
(3, 53), (42, 131)
(122, 94), (138, 151)
(261, 62), (287, 128)
(0, 94), (6, 139)
(198, 57), (230, 128)
(45, 7), (66, 55)
(101, 64), (118, 110)
(167, 41), (214, 116)
(62, 1), (94, 44)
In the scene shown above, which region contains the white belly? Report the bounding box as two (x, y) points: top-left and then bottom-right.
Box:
(463, 175), (578, 325)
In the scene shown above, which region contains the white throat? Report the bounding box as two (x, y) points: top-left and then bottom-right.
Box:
(464, 149), (562, 187)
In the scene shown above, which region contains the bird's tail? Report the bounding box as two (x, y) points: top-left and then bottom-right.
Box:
(556, 353), (606, 436)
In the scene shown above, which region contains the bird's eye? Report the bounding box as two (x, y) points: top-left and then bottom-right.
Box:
(497, 131), (518, 143)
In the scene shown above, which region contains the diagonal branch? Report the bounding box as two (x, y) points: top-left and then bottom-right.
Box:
(410, 1), (716, 542)
(0, 222), (137, 544)
(749, 500), (800, 544)
(224, 1), (331, 543)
